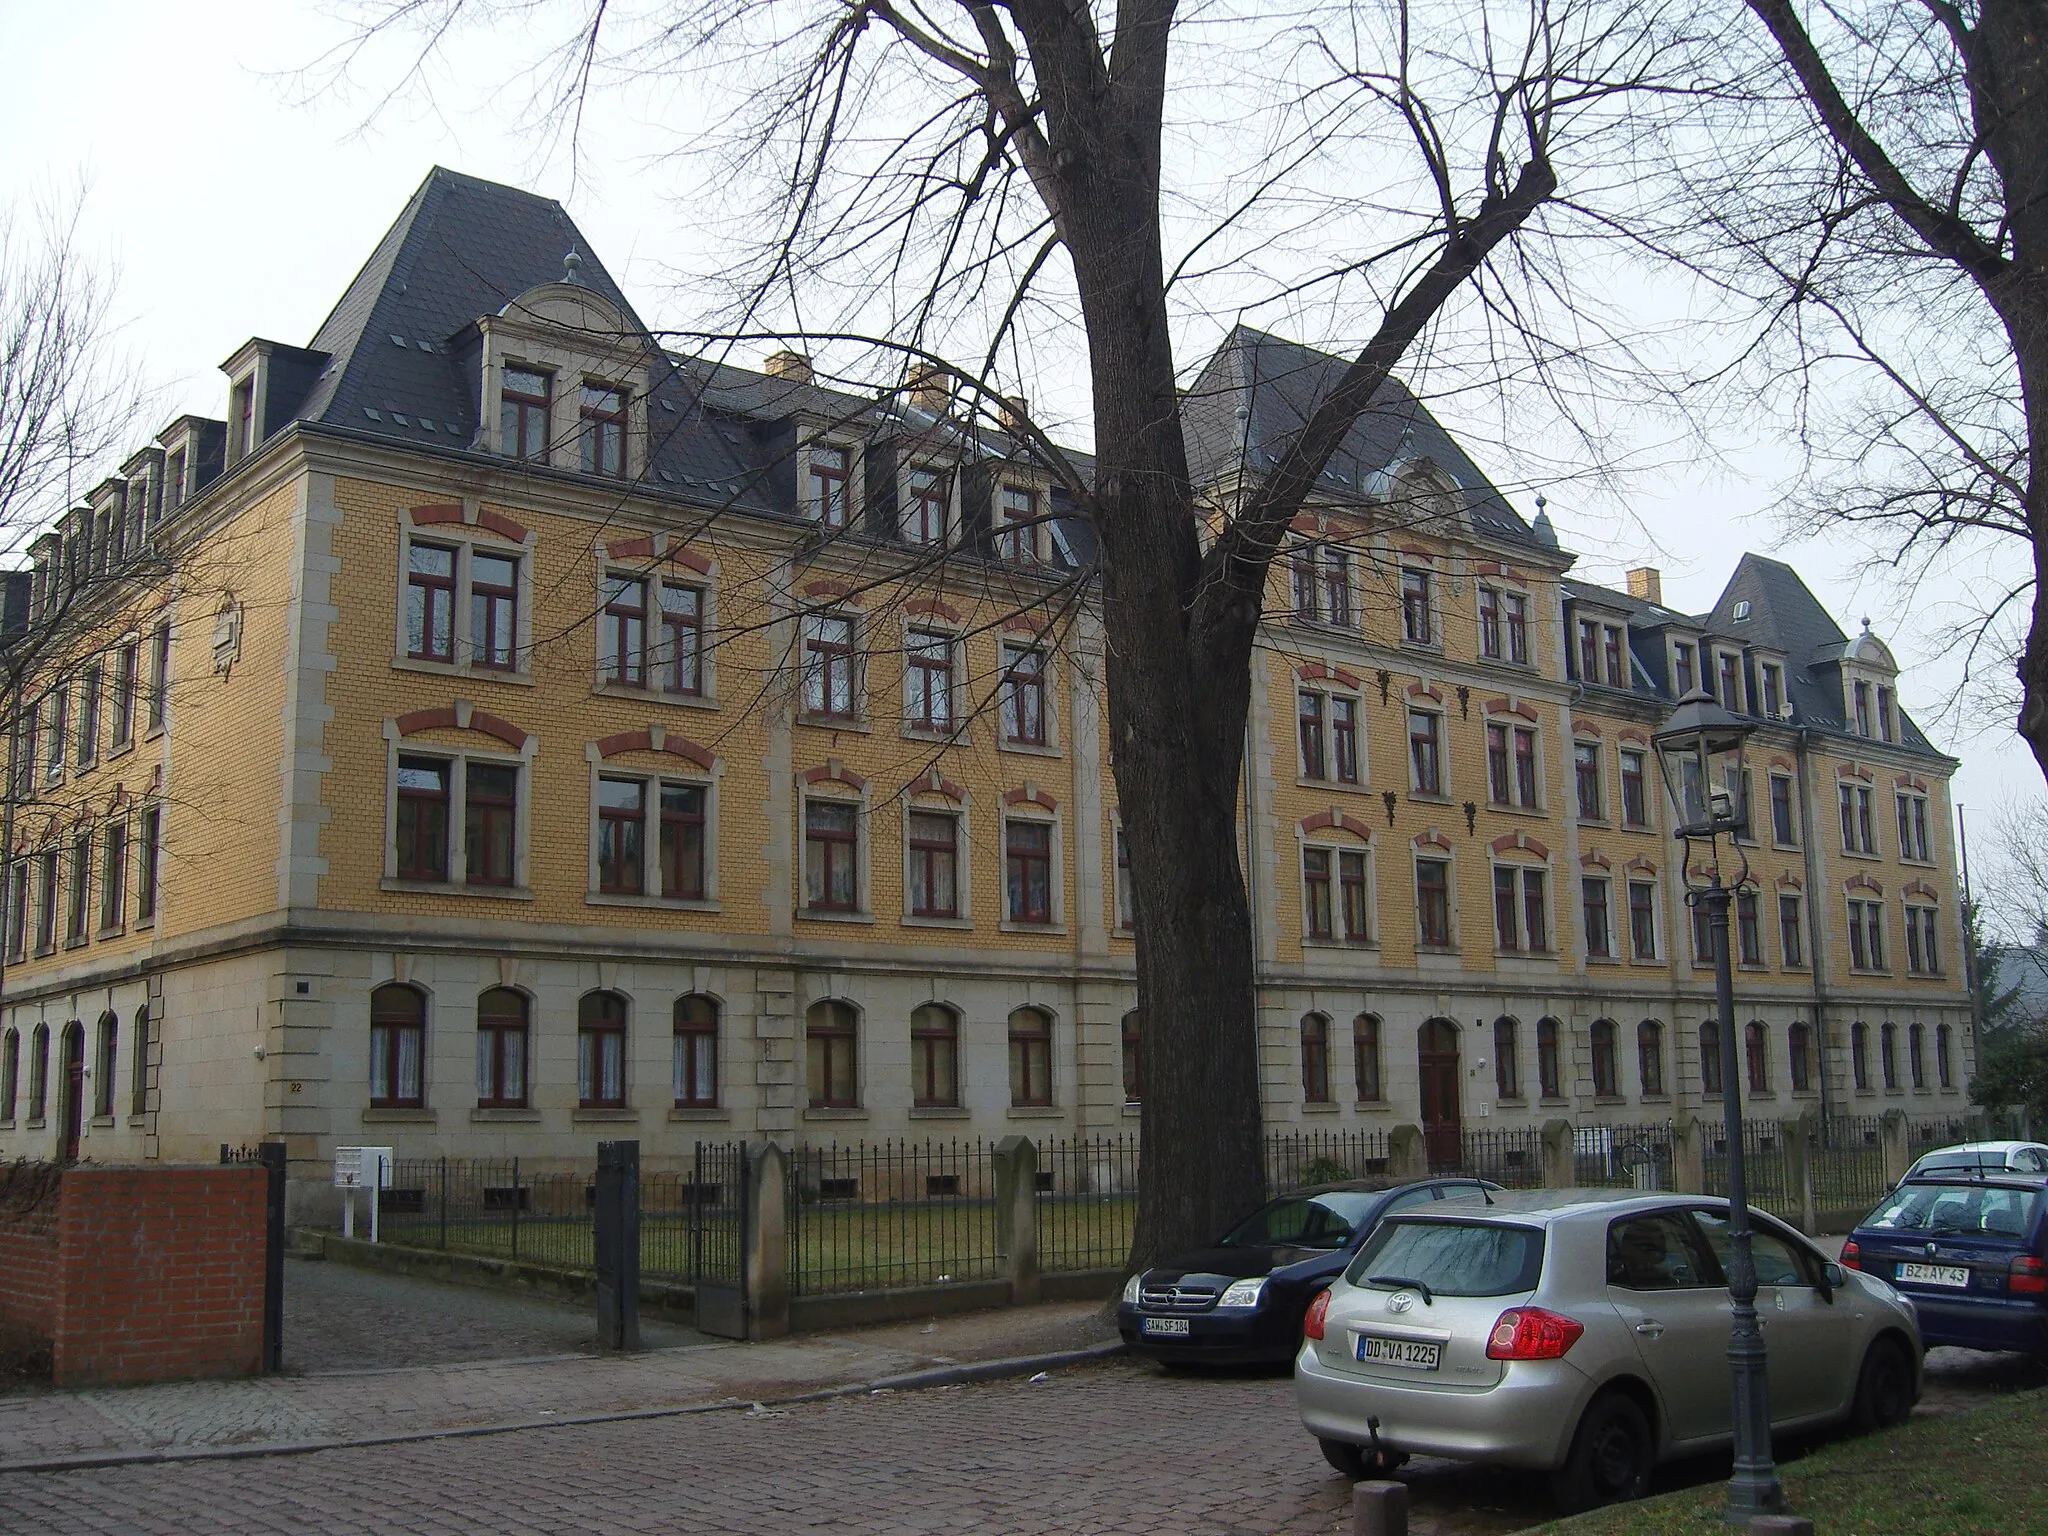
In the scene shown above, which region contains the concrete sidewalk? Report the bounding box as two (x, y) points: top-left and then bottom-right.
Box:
(0, 1290), (1120, 1474)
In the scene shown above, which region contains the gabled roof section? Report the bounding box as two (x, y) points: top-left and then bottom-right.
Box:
(1561, 577), (1692, 629)
(1183, 326), (1541, 549)
(291, 166), (762, 504)
(1701, 553), (1938, 752)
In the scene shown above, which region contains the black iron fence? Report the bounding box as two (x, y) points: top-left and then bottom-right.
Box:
(375, 1146), (745, 1285)
(785, 1138), (1004, 1296)
(1459, 1126), (1545, 1188)
(1035, 1134), (1138, 1276)
(1574, 1123), (1677, 1192)
(1266, 1128), (1391, 1191)
(1813, 1115), (1888, 1216)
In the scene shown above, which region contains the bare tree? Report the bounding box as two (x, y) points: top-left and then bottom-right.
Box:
(1654, 2), (2047, 765)
(328, 0), (1704, 1262)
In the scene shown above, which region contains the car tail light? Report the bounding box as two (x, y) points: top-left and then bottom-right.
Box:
(1839, 1240), (1861, 1271)
(1486, 1307), (1585, 1361)
(1305, 1289), (1332, 1341)
(2010, 1256), (2047, 1295)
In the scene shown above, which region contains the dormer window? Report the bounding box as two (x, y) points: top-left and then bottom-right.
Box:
(164, 450), (186, 513)
(502, 368), (552, 461)
(1717, 650), (1743, 713)
(580, 383), (628, 476)
(906, 465), (950, 545)
(999, 484), (1039, 564)
(1877, 685), (1895, 743)
(808, 443), (852, 528)
(1853, 679), (1871, 737)
(230, 378), (256, 461)
(1760, 662), (1783, 718)
(1672, 641), (1696, 695)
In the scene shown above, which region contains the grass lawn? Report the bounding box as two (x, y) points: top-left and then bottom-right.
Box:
(1539, 1389), (2048, 1536)
(378, 1193), (1134, 1293)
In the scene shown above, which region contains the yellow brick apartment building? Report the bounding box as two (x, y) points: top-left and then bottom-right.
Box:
(0, 170), (1972, 1212)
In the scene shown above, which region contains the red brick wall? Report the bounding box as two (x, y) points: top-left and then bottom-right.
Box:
(0, 1165), (269, 1387)
(0, 1191), (59, 1350)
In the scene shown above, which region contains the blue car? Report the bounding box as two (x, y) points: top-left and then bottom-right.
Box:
(1844, 1172), (2048, 1357)
(1118, 1178), (1498, 1366)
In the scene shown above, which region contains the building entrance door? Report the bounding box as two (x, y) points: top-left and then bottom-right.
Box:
(59, 1023), (85, 1163)
(1418, 1018), (1462, 1170)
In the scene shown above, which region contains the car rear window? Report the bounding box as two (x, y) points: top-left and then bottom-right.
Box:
(1344, 1219), (1543, 1296)
(1865, 1181), (2041, 1239)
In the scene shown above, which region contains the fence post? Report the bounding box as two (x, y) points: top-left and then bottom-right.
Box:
(1539, 1119), (1576, 1188)
(1387, 1125), (1429, 1183)
(1671, 1114), (1706, 1193)
(744, 1141), (791, 1340)
(594, 1139), (642, 1352)
(258, 1141), (286, 1373)
(1880, 1108), (1912, 1187)
(1782, 1115), (1817, 1235)
(994, 1135), (1040, 1306)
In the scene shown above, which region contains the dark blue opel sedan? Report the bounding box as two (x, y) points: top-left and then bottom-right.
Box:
(1844, 1172), (2048, 1356)
(1118, 1178), (1497, 1365)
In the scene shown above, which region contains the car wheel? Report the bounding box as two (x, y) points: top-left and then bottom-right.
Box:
(1851, 1338), (1913, 1433)
(1549, 1393), (1652, 1514)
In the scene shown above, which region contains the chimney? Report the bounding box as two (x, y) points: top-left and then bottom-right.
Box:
(1626, 566), (1662, 605)
(763, 350), (813, 385)
(998, 395), (1031, 437)
(907, 366), (950, 416)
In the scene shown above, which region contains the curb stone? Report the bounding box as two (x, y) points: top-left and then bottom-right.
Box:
(0, 1340), (1128, 1477)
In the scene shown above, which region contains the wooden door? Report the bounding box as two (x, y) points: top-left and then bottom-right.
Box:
(59, 1024), (85, 1163)
(1418, 1019), (1462, 1170)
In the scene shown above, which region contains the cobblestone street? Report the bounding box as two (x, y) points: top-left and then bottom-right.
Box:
(5, 1361), (1550, 1536)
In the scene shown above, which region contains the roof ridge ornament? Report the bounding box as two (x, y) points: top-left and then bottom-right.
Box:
(563, 249), (583, 284)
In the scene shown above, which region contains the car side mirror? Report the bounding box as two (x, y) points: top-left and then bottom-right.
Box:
(1820, 1262), (1846, 1296)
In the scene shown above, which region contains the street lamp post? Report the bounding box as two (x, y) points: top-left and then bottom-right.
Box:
(1650, 689), (1784, 1525)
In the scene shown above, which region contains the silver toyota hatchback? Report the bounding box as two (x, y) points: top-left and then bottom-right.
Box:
(1295, 1191), (1922, 1512)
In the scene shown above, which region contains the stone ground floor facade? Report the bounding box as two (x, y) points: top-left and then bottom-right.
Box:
(0, 927), (1974, 1220)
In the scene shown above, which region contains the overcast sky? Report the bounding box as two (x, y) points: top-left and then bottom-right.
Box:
(2, 0), (2034, 850)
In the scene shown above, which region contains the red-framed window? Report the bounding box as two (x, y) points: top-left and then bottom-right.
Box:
(658, 584), (703, 695)
(1744, 1021), (1770, 1092)
(135, 806), (161, 923)
(1575, 743), (1602, 820)
(1354, 1014), (1382, 1102)
(580, 383), (627, 477)
(370, 984), (426, 1109)
(907, 466), (949, 544)
(1300, 1014), (1332, 1103)
(806, 1000), (858, 1107)
(1620, 750), (1649, 827)
(1537, 1017), (1562, 1098)
(500, 367), (551, 461)
(998, 484), (1037, 563)
(476, 987), (529, 1109)
(601, 576), (648, 685)
(396, 757), (451, 881)
(1401, 568), (1432, 644)
(1338, 849), (1369, 940)
(1700, 1021), (1725, 1095)
(660, 784), (707, 899)
(906, 629), (955, 732)
(464, 763), (518, 886)
(804, 800), (859, 911)
(1303, 847), (1333, 939)
(907, 810), (959, 918)
(1780, 893), (1805, 966)
(1629, 879), (1658, 960)
(673, 994), (718, 1108)
(1298, 691), (1326, 779)
(1331, 697), (1360, 784)
(1416, 857), (1451, 946)
(406, 542), (457, 661)
(1638, 1021), (1666, 1096)
(1001, 645), (1047, 745)
(911, 1003), (960, 1108)
(1583, 876), (1612, 959)
(597, 777), (645, 894)
(1591, 1019), (1619, 1098)
(578, 991), (628, 1107)
(471, 552), (519, 670)
(809, 444), (851, 527)
(1008, 1007), (1052, 1107)
(1005, 820), (1053, 923)
(1409, 710), (1442, 795)
(802, 614), (858, 719)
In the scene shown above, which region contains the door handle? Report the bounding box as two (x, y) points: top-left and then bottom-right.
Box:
(1634, 1321), (1665, 1338)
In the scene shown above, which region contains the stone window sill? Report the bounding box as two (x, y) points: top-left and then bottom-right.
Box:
(668, 1106), (730, 1122)
(380, 878), (535, 902)
(910, 1106), (971, 1120)
(901, 725), (969, 747)
(799, 908), (876, 925)
(797, 714), (871, 734)
(1006, 1105), (1062, 1119)
(1303, 937), (1379, 952)
(1300, 1102), (1341, 1115)
(394, 655), (538, 687)
(470, 1108), (541, 1123)
(803, 1107), (869, 1121)
(90, 1115), (115, 1128)
(997, 740), (1063, 759)
(363, 1107), (437, 1124)
(592, 681), (717, 710)
(903, 914), (975, 931)
(585, 893), (722, 914)
(1001, 920), (1068, 936)
(573, 1107), (638, 1123)
(1122, 1103), (1142, 1118)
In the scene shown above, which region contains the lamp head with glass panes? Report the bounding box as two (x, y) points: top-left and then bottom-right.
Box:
(1650, 688), (1756, 852)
